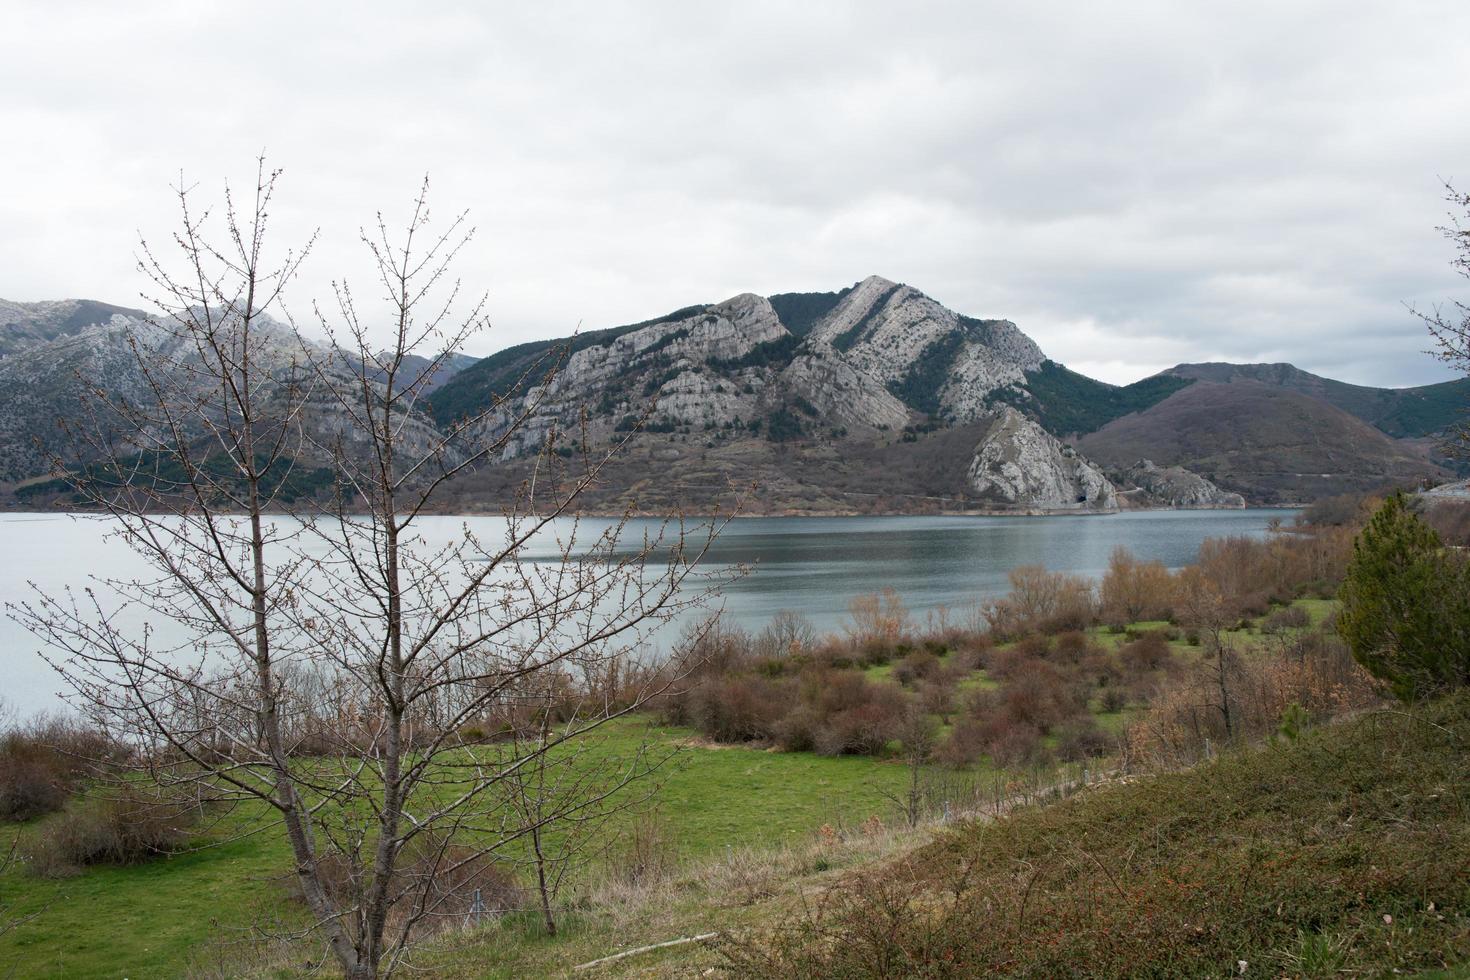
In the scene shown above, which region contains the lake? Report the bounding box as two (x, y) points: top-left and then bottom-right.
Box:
(0, 509), (1295, 715)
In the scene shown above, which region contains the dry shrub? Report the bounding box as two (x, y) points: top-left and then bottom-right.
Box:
(657, 618), (757, 728)
(605, 811), (679, 889)
(1119, 630), (1174, 674)
(1056, 717), (1113, 762)
(1050, 630), (1102, 665)
(1190, 528), (1357, 615)
(773, 670), (906, 756)
(939, 670), (1084, 770)
(754, 609), (817, 659)
(988, 635), (1051, 681)
(845, 588), (911, 660)
(892, 650), (941, 687)
(807, 635), (859, 671)
(916, 675), (957, 722)
(1, 717), (122, 822)
(24, 784), (200, 877)
(1298, 491), (1378, 527)
(997, 669), (1087, 734)
(936, 716), (987, 767)
(984, 723), (1048, 769)
(688, 674), (792, 743)
(1099, 547), (1177, 626)
(983, 566), (1096, 639)
(946, 632), (994, 671)
(1127, 630), (1380, 767)
(813, 700), (903, 757)
(941, 707), (1049, 769)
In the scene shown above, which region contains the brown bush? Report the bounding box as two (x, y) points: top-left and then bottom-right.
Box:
(985, 723), (1048, 768)
(983, 566), (1096, 639)
(688, 675), (793, 743)
(1, 717), (122, 822)
(25, 785), (201, 877)
(987, 635), (1051, 681)
(1298, 491), (1377, 527)
(1119, 631), (1174, 674)
(999, 669), (1087, 734)
(936, 716), (986, 768)
(844, 588), (911, 658)
(1099, 547), (1177, 626)
(916, 676), (957, 722)
(891, 650), (942, 687)
(1056, 718), (1113, 762)
(1126, 629), (1380, 767)
(776, 670), (907, 757)
(946, 632), (994, 671)
(1051, 631), (1103, 665)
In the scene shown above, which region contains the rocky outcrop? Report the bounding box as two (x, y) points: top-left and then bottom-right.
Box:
(1115, 459), (1246, 509)
(778, 352), (910, 431)
(966, 407), (1117, 512)
(807, 276), (1043, 422)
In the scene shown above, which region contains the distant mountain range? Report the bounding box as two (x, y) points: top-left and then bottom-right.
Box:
(2, 280), (1463, 512)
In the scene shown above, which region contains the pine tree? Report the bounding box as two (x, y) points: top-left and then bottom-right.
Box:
(1338, 494), (1470, 700)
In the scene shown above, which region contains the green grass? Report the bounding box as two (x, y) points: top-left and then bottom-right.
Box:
(1, 807), (292, 978)
(0, 719), (919, 979)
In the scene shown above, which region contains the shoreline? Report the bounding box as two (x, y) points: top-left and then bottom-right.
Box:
(0, 504), (1297, 521)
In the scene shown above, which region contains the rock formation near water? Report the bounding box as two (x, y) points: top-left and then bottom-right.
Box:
(1115, 458), (1246, 509)
(966, 408), (1117, 511)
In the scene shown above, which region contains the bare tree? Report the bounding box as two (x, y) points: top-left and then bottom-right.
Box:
(881, 703), (938, 829)
(754, 609), (816, 659)
(1413, 180), (1470, 457)
(1176, 570), (1240, 741)
(497, 683), (671, 937)
(9, 165), (728, 978)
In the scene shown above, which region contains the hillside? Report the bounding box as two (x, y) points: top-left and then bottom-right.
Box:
(1078, 380), (1449, 502)
(1164, 361), (1470, 439)
(994, 359), (1195, 437)
(720, 693), (1470, 978)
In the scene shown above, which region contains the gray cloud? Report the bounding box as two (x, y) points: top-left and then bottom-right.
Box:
(2, 0), (1467, 386)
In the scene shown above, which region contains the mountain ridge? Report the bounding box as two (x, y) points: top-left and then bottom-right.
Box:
(1, 279), (1460, 511)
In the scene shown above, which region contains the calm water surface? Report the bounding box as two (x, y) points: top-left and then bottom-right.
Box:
(0, 509), (1294, 714)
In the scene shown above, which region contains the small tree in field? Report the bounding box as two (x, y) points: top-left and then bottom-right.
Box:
(10, 163), (726, 978)
(1338, 495), (1470, 701)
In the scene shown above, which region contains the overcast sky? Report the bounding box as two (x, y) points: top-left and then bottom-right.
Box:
(2, 1), (1468, 387)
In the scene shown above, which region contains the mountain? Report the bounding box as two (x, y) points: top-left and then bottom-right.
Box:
(0, 305), (453, 490)
(1077, 380), (1450, 503)
(0, 298), (149, 360)
(1161, 362), (1469, 440)
(3, 280), (1461, 512)
(424, 276), (1224, 513)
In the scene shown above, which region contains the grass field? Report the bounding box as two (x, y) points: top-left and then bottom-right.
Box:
(0, 718), (929, 979)
(0, 597), (1345, 977)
